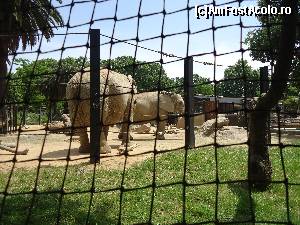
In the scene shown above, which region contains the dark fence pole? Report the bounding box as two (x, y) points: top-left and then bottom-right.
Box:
(184, 56), (195, 148)
(90, 29), (101, 164)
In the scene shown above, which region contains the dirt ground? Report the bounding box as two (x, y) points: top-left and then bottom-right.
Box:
(0, 125), (294, 171)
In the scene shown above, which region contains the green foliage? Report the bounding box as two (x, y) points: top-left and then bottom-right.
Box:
(290, 59), (300, 91)
(218, 60), (260, 97)
(0, 0), (63, 53)
(101, 56), (174, 91)
(245, 0), (300, 62)
(8, 57), (89, 108)
(194, 74), (214, 96)
(282, 96), (299, 114)
(245, 0), (300, 95)
(0, 0), (63, 105)
(8, 58), (56, 106)
(17, 110), (48, 125)
(172, 74), (214, 96)
(10, 55), (214, 110)
(101, 56), (214, 95)
(246, 28), (280, 63)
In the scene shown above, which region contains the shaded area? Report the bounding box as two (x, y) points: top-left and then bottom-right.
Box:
(42, 148), (84, 158)
(0, 192), (117, 225)
(228, 182), (254, 224)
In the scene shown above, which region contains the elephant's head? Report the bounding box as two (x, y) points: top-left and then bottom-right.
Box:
(127, 75), (138, 94)
(159, 91), (184, 114)
(171, 93), (185, 114)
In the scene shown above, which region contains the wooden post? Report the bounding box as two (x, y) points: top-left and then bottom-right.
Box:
(14, 105), (18, 131)
(90, 29), (101, 163)
(50, 107), (53, 123)
(8, 105), (12, 133)
(3, 106), (7, 134)
(0, 108), (3, 134)
(184, 57), (195, 148)
(38, 107), (41, 125)
(23, 108), (26, 126)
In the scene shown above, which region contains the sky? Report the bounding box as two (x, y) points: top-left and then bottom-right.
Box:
(10, 0), (268, 81)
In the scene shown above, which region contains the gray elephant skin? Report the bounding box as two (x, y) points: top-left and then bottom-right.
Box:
(66, 68), (136, 154)
(119, 91), (184, 140)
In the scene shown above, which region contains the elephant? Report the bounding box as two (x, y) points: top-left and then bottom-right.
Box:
(118, 91), (185, 140)
(66, 68), (137, 154)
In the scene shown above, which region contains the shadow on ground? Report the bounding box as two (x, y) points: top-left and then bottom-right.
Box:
(228, 182), (254, 224)
(42, 148), (84, 158)
(0, 192), (117, 225)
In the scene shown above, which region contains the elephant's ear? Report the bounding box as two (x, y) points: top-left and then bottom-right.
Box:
(159, 94), (175, 112)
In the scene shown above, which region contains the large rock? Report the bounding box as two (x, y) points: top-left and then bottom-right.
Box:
(61, 114), (71, 127)
(225, 114), (239, 126)
(133, 124), (151, 134)
(200, 116), (230, 136)
(176, 114), (205, 129)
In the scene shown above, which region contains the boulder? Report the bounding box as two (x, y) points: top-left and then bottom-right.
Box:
(61, 114), (71, 127)
(133, 124), (151, 134)
(176, 114), (205, 129)
(165, 125), (180, 134)
(200, 116), (230, 136)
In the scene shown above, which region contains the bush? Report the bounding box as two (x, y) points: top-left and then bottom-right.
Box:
(17, 110), (48, 125)
(282, 96), (299, 115)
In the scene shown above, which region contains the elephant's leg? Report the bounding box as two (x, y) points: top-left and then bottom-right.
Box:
(121, 122), (131, 145)
(119, 102), (136, 154)
(157, 120), (166, 140)
(118, 124), (123, 140)
(118, 123), (124, 140)
(78, 128), (90, 153)
(118, 123), (133, 140)
(100, 126), (111, 154)
(104, 125), (109, 138)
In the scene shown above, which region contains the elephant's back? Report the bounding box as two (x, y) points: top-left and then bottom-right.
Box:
(66, 68), (134, 97)
(100, 69), (135, 124)
(66, 68), (135, 127)
(104, 69), (134, 94)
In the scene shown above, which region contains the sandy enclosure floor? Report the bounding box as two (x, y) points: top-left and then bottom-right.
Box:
(0, 125), (292, 171)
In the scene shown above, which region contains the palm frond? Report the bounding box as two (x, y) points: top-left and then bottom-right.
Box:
(0, 0), (64, 52)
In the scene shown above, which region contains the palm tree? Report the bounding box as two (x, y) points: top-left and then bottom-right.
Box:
(0, 0), (63, 106)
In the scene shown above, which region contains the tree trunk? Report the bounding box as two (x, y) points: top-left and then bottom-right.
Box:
(0, 2), (8, 109)
(248, 0), (297, 190)
(0, 38), (8, 108)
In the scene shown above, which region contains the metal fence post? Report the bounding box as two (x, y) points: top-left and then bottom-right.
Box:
(90, 29), (101, 163)
(184, 57), (195, 148)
